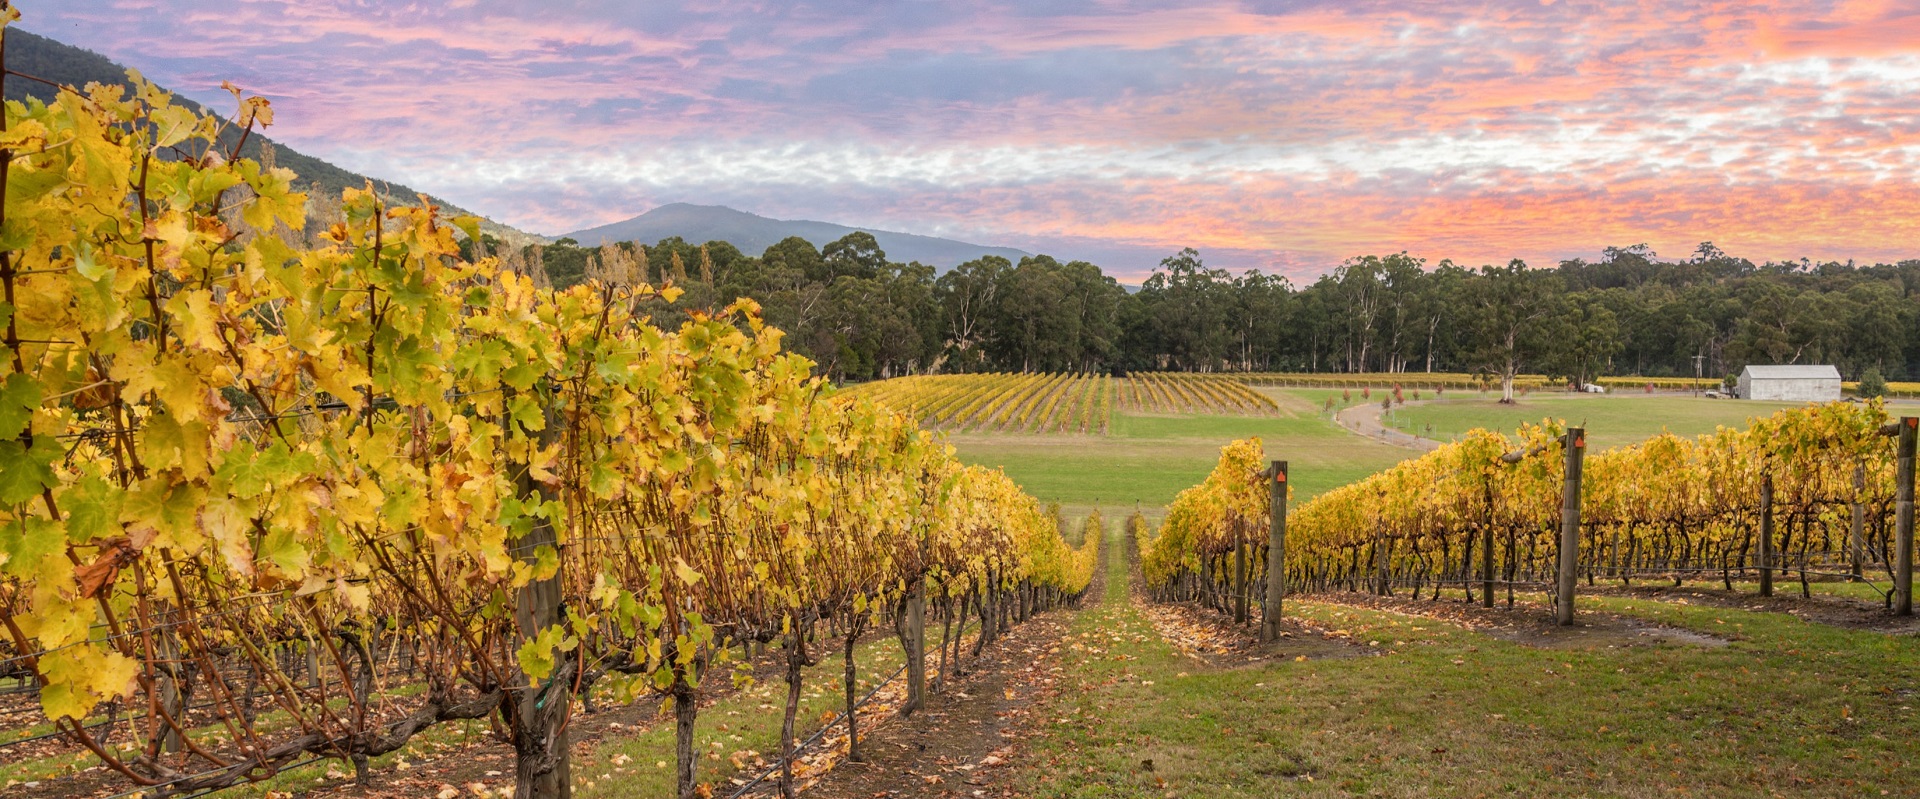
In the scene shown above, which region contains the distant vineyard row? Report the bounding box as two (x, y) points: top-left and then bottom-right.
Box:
(1157, 372), (1917, 397)
(848, 372), (1278, 433)
(1237, 372), (1558, 391)
(1239, 372), (1721, 391)
(850, 370), (1920, 436)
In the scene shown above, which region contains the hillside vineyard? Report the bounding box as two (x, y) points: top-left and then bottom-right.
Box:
(0, 53), (1094, 799)
(845, 372), (1278, 434)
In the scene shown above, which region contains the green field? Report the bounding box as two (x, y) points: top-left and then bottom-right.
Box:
(1382, 394), (1822, 450)
(950, 408), (1410, 516)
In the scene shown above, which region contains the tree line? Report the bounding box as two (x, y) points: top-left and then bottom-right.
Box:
(477, 235), (1920, 393)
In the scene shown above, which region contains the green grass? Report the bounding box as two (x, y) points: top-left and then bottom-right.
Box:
(951, 410), (1411, 516)
(1383, 395), (1815, 450)
(1275, 386), (1440, 410)
(1012, 523), (1920, 798)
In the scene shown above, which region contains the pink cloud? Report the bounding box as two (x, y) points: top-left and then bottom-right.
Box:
(24, 0), (1920, 276)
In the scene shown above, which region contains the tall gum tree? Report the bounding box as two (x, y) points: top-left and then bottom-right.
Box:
(1462, 261), (1562, 403)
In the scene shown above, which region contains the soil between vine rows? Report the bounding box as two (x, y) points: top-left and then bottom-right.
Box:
(794, 610), (1079, 799)
(795, 526), (1112, 799)
(0, 624), (907, 799)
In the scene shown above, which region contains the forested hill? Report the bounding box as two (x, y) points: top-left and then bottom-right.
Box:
(566, 203), (1032, 269)
(5, 28), (545, 247)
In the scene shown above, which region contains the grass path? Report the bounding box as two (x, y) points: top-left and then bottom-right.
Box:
(1007, 522), (1919, 797)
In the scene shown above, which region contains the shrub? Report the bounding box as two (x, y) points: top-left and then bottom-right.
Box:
(1859, 366), (1888, 398)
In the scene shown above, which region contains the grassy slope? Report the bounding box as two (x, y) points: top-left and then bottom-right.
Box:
(950, 402), (1411, 516)
(1014, 523), (1919, 798)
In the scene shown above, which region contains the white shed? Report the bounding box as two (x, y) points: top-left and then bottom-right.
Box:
(1736, 365), (1842, 402)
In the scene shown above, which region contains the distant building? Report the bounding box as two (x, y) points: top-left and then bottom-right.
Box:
(1736, 365), (1842, 401)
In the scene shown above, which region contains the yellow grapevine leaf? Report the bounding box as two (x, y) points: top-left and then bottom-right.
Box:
(39, 646), (138, 722)
(672, 557), (703, 587)
(165, 289), (225, 351)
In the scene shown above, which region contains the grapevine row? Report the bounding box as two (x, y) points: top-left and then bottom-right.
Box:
(1235, 372), (1556, 391)
(1144, 402), (1913, 623)
(0, 59), (1094, 799)
(1230, 372), (1920, 398)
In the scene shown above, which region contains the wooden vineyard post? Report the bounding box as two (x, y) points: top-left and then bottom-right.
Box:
(1481, 520), (1495, 609)
(1758, 473), (1774, 598)
(1896, 416), (1916, 616)
(1556, 428), (1585, 626)
(1233, 544), (1249, 624)
(1851, 462), (1866, 581)
(1260, 460), (1288, 642)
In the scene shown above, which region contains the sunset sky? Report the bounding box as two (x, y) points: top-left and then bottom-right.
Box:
(26, 1), (1920, 279)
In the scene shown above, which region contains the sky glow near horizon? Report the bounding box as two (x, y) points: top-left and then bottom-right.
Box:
(26, 0), (1920, 279)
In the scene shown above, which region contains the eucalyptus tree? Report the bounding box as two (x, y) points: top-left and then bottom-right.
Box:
(1461, 261), (1562, 402)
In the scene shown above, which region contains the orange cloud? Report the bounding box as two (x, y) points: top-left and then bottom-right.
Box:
(1755, 0), (1920, 56)
(29, 0), (1920, 277)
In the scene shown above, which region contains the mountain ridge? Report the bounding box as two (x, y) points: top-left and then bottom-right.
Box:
(565, 203), (1031, 267)
(7, 27), (546, 247)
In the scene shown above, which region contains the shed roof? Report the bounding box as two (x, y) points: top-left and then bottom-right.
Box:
(1741, 364), (1841, 380)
